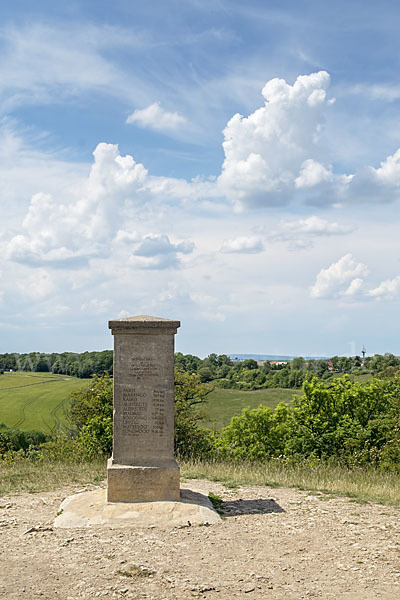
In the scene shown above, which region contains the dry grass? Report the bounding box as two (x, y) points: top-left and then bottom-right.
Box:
(0, 459), (106, 495)
(2, 456), (400, 508)
(181, 458), (400, 507)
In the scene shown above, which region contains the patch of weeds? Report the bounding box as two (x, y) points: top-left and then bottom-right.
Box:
(208, 492), (224, 514)
(117, 565), (155, 578)
(56, 508), (63, 517)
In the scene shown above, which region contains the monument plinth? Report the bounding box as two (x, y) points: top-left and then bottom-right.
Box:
(107, 315), (180, 502)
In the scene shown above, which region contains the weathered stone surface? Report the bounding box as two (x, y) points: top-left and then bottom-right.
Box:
(107, 315), (180, 502)
(54, 487), (221, 528)
(107, 459), (180, 502)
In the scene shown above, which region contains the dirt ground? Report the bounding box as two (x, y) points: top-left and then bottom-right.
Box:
(1, 478), (400, 600)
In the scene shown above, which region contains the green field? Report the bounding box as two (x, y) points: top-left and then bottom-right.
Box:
(203, 387), (300, 429)
(0, 372), (89, 433)
(0, 373), (300, 434)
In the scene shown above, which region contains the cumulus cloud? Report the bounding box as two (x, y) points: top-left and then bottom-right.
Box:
(345, 149), (400, 205)
(4, 143), (149, 266)
(126, 102), (187, 132)
(131, 233), (194, 269)
(218, 71), (335, 209)
(2, 139), (217, 269)
(220, 235), (264, 254)
(310, 254), (368, 299)
(368, 276), (400, 299)
(217, 71), (400, 209)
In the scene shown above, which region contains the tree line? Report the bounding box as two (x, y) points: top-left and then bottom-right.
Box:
(175, 351), (400, 389)
(0, 351), (113, 378)
(1, 349), (399, 386)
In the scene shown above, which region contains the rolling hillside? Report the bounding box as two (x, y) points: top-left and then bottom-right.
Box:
(203, 387), (299, 429)
(0, 372), (90, 433)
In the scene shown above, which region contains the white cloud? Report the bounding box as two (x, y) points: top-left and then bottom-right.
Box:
(216, 71), (400, 209)
(368, 276), (400, 299)
(4, 143), (149, 266)
(310, 254), (368, 299)
(342, 278), (364, 297)
(0, 23), (156, 114)
(126, 102), (187, 132)
(134, 234), (193, 257)
(220, 235), (264, 254)
(2, 138), (218, 269)
(217, 71), (334, 209)
(131, 233), (194, 269)
(280, 215), (354, 236)
(264, 215), (355, 250)
(348, 83), (400, 102)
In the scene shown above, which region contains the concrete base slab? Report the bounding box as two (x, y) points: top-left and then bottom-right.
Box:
(107, 459), (180, 502)
(54, 488), (221, 529)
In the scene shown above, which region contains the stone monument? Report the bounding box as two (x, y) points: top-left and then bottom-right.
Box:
(107, 315), (180, 502)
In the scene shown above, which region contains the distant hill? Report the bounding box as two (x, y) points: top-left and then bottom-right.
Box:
(228, 353), (329, 361)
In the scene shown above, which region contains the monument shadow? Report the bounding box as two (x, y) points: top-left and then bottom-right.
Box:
(220, 498), (285, 517)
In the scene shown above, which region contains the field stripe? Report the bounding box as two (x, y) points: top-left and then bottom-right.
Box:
(0, 379), (61, 391)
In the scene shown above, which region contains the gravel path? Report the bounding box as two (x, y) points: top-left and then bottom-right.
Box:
(1, 479), (400, 599)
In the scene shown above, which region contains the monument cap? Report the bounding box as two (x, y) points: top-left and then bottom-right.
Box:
(109, 315), (180, 333)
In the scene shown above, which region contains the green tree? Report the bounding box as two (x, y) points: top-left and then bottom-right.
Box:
(173, 370), (214, 458)
(291, 357), (305, 370)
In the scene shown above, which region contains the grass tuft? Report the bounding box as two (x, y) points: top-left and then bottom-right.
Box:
(116, 565), (155, 578)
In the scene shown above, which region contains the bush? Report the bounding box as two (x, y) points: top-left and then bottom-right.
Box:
(66, 374), (113, 457)
(216, 376), (400, 469)
(217, 403), (290, 461)
(0, 424), (50, 454)
(285, 377), (400, 464)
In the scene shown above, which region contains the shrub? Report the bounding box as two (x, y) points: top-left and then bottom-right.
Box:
(0, 424), (50, 454)
(216, 376), (400, 469)
(217, 402), (290, 461)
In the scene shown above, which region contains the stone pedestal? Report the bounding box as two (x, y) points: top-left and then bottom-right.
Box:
(107, 315), (180, 503)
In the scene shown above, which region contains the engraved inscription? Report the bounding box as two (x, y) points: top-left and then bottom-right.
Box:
(129, 357), (159, 381)
(121, 388), (149, 436)
(151, 389), (166, 436)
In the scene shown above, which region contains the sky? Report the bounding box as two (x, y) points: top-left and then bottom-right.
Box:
(1, 0), (400, 357)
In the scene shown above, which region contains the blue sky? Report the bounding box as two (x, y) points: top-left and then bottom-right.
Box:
(1, 0), (400, 357)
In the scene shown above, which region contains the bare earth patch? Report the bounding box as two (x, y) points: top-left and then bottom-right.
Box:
(1, 478), (400, 599)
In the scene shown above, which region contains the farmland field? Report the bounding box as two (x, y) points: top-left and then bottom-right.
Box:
(0, 372), (89, 433)
(203, 387), (300, 429)
(0, 371), (301, 434)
